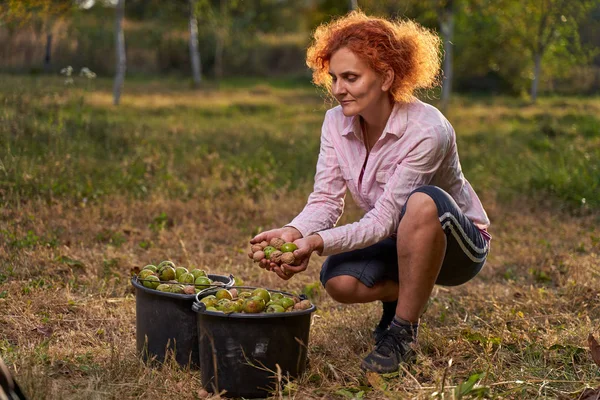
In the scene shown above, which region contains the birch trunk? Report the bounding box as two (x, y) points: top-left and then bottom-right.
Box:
(189, 0), (202, 87)
(113, 0), (126, 106)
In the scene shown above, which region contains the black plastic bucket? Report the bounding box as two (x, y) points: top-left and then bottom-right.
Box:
(191, 287), (316, 398)
(131, 274), (234, 368)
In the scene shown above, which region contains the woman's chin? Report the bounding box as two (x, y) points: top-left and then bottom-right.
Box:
(340, 105), (358, 117)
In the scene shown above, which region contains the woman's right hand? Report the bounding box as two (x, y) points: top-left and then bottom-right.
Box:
(249, 226), (303, 269)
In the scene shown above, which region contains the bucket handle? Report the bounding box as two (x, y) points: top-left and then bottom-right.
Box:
(192, 300), (206, 314)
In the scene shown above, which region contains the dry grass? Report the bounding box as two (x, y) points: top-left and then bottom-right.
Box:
(1, 76), (599, 399)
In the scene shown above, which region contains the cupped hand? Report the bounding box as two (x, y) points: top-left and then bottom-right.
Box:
(250, 226), (302, 246)
(271, 235), (324, 280)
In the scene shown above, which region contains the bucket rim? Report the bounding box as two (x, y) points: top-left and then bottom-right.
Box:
(193, 287), (317, 318)
(131, 273), (234, 300)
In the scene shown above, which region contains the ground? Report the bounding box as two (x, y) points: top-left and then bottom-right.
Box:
(0, 74), (599, 399)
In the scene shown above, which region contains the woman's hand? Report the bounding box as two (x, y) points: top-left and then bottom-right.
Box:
(249, 226), (303, 269)
(250, 226), (302, 245)
(271, 234), (324, 280)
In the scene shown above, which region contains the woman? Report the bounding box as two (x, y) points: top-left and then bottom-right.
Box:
(250, 11), (490, 374)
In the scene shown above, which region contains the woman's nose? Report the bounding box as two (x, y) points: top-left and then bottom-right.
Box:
(332, 80), (346, 96)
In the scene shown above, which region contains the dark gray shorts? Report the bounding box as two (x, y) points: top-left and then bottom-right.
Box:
(320, 185), (490, 288)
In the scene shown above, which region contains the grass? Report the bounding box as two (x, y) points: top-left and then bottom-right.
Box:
(0, 73), (599, 399)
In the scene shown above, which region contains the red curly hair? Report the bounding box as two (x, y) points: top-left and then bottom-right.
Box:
(306, 11), (442, 103)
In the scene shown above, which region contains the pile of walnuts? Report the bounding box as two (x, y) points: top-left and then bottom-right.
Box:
(250, 237), (298, 266)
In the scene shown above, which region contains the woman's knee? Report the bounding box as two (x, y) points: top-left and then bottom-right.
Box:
(400, 191), (439, 228)
(324, 275), (360, 304)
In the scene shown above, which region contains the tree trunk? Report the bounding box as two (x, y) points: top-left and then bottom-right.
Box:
(44, 33), (52, 72)
(530, 51), (542, 103)
(214, 0), (226, 80)
(349, 0), (359, 10)
(189, 0), (202, 87)
(113, 0), (126, 106)
(439, 0), (454, 113)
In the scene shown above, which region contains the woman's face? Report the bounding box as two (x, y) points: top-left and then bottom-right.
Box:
(329, 47), (389, 117)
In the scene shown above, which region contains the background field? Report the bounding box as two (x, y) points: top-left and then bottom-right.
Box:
(0, 74), (599, 399)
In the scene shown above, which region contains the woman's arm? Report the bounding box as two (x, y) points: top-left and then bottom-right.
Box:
(285, 110), (347, 237)
(316, 125), (449, 256)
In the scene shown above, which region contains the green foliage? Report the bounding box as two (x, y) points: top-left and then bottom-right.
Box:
(149, 212), (172, 233)
(454, 372), (489, 399)
(0, 76), (598, 214)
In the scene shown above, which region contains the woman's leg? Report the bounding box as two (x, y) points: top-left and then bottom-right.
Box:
(361, 186), (489, 373)
(325, 275), (397, 304)
(394, 192), (447, 322)
(323, 192), (446, 315)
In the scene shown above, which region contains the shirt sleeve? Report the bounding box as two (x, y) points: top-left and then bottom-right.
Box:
(285, 111), (347, 238)
(317, 125), (450, 256)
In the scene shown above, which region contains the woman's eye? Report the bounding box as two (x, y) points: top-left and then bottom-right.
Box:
(347, 76), (357, 82)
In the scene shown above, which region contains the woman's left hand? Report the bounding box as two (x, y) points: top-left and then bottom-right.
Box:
(271, 235), (324, 280)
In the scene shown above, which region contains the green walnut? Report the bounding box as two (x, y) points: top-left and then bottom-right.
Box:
(243, 298), (265, 313)
(215, 289), (233, 301)
(266, 304), (285, 313)
(178, 272), (195, 284)
(195, 276), (212, 290)
(138, 269), (156, 280)
(157, 260), (176, 272)
(267, 299), (283, 307)
(142, 265), (157, 273)
(262, 246), (277, 259)
(170, 284), (185, 294)
(142, 275), (160, 289)
(175, 267), (189, 280)
(280, 297), (295, 310)
(201, 295), (218, 307)
(280, 242), (298, 253)
(238, 291), (253, 300)
(251, 288), (271, 304)
(156, 284), (171, 292)
(218, 300), (239, 314)
(159, 267), (176, 281)
(270, 293), (284, 302)
(190, 269), (208, 280)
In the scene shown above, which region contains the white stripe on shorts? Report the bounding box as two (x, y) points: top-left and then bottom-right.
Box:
(439, 212), (488, 263)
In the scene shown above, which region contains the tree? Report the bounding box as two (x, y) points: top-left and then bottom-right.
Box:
(474, 0), (596, 102)
(0, 0), (74, 71)
(350, 0), (359, 11)
(113, 0), (126, 105)
(189, 0), (202, 86)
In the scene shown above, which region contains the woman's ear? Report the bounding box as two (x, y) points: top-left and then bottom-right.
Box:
(381, 68), (394, 92)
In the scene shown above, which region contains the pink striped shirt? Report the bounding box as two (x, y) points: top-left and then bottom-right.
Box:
(287, 99), (490, 256)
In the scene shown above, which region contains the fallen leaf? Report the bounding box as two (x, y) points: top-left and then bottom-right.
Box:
(130, 266), (140, 276)
(588, 333), (600, 368)
(366, 371), (387, 391)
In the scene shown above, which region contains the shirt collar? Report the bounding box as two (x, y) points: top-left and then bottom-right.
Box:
(340, 101), (409, 139)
